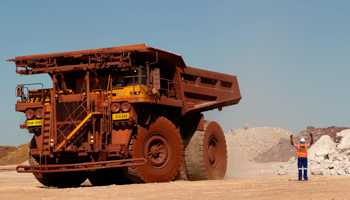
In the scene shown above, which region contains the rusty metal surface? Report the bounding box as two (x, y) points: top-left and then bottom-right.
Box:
(7, 44), (187, 75)
(11, 44), (241, 185)
(17, 158), (146, 174)
(10, 44), (241, 114)
(179, 66), (241, 114)
(126, 116), (183, 183)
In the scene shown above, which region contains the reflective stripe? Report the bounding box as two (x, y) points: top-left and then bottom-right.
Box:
(298, 168), (308, 170)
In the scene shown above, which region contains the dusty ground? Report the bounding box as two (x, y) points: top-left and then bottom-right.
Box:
(1, 165), (349, 200)
(2, 126), (349, 199)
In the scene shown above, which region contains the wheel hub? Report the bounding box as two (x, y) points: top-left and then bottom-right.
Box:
(208, 145), (216, 162)
(144, 135), (169, 168)
(207, 137), (219, 169)
(150, 146), (160, 156)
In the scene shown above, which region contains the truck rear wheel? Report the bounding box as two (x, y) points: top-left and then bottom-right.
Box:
(185, 121), (227, 180)
(124, 116), (183, 183)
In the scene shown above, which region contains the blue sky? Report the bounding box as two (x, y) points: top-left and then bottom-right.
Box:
(1, 1), (350, 146)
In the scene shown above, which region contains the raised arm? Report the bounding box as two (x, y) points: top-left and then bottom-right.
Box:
(310, 133), (313, 145)
(290, 135), (294, 146)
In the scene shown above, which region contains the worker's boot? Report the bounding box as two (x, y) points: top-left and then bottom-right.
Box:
(304, 170), (308, 181)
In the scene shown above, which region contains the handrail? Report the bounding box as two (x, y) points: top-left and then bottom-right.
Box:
(56, 112), (101, 150)
(15, 83), (44, 104)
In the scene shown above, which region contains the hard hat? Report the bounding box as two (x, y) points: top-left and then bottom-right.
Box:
(300, 138), (306, 143)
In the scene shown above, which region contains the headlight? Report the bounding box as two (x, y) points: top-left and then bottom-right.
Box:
(111, 103), (121, 113)
(35, 108), (43, 119)
(121, 102), (131, 112)
(25, 109), (35, 119)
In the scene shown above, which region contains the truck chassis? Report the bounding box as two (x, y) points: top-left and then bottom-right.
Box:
(8, 44), (241, 186)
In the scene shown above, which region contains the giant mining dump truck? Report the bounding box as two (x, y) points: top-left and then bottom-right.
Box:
(8, 44), (241, 187)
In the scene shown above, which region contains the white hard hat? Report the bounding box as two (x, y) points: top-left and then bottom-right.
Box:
(300, 138), (306, 143)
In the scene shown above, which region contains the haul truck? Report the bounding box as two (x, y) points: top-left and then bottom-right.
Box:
(8, 44), (241, 187)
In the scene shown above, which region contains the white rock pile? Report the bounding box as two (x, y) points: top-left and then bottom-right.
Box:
(268, 129), (350, 176)
(225, 126), (292, 161)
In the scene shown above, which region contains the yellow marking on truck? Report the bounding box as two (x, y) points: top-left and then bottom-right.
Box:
(27, 120), (42, 127)
(112, 113), (129, 120)
(56, 112), (101, 150)
(111, 84), (148, 96)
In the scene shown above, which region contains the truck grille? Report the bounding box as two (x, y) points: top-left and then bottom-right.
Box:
(57, 101), (87, 122)
(56, 100), (87, 144)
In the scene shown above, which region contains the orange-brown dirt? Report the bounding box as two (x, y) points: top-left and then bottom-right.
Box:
(0, 170), (349, 200)
(0, 142), (29, 166)
(2, 126), (350, 199)
(0, 145), (16, 159)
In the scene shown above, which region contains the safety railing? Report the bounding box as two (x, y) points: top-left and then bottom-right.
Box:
(15, 83), (44, 104)
(159, 78), (178, 99)
(111, 75), (148, 95)
(55, 98), (89, 149)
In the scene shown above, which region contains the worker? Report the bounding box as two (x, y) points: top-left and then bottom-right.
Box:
(290, 133), (313, 181)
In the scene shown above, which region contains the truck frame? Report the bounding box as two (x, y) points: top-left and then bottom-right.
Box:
(8, 44), (241, 187)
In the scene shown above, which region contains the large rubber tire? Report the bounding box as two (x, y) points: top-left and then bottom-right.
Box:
(34, 172), (88, 188)
(185, 121), (227, 180)
(88, 168), (131, 186)
(174, 166), (188, 181)
(29, 136), (88, 188)
(124, 116), (183, 183)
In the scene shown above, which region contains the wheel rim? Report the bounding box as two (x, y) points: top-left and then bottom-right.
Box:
(207, 136), (220, 169)
(144, 134), (169, 168)
(125, 117), (183, 183)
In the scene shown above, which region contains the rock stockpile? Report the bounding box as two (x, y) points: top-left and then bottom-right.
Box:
(269, 129), (350, 176)
(225, 126), (293, 162)
(0, 146), (16, 160)
(253, 137), (297, 163)
(293, 126), (349, 143)
(0, 142), (30, 166)
(254, 126), (349, 163)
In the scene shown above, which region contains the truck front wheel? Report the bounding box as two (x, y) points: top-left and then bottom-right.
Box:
(124, 116), (183, 183)
(29, 136), (87, 188)
(33, 172), (87, 188)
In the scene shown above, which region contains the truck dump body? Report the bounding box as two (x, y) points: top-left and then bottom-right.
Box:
(179, 66), (241, 114)
(9, 44), (241, 186)
(9, 44), (241, 114)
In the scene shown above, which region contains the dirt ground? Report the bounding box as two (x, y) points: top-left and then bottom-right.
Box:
(1, 165), (349, 200)
(1, 126), (349, 199)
